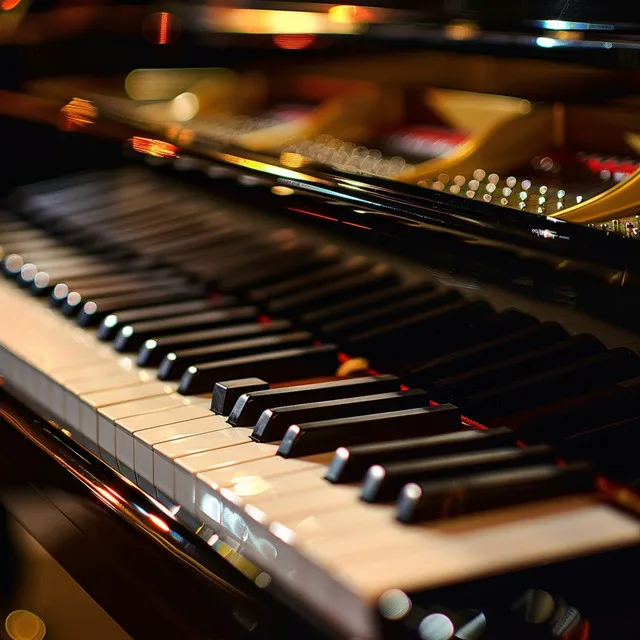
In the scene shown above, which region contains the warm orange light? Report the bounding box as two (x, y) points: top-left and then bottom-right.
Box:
(158, 11), (169, 44)
(148, 513), (171, 532)
(0, 0), (21, 10)
(60, 98), (97, 131)
(96, 486), (120, 506)
(131, 136), (178, 158)
(328, 5), (360, 24)
(272, 34), (316, 50)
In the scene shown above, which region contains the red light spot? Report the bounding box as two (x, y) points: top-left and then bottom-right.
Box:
(158, 11), (170, 44)
(289, 208), (338, 223)
(1, 0), (21, 10)
(343, 221), (372, 231)
(429, 399), (487, 430)
(143, 12), (181, 44)
(273, 34), (316, 50)
(258, 315), (273, 325)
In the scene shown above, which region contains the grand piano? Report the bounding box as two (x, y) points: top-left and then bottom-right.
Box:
(2, 1), (640, 638)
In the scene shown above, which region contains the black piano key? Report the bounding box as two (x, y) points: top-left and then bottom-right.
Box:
(59, 199), (208, 237)
(218, 245), (341, 294)
(361, 444), (554, 503)
(97, 297), (237, 341)
(14, 256), (110, 284)
(136, 320), (292, 367)
(16, 169), (139, 208)
(212, 378), (270, 416)
(98, 205), (215, 245)
(157, 331), (314, 380)
(265, 265), (398, 317)
(561, 416), (640, 472)
(347, 300), (495, 366)
(20, 259), (142, 289)
(408, 320), (565, 389)
(252, 389), (430, 442)
(395, 462), (594, 523)
(47, 190), (189, 230)
(277, 404), (461, 458)
(178, 344), (339, 395)
(431, 334), (605, 404)
(61, 275), (187, 316)
(228, 374), (400, 427)
(113, 306), (258, 352)
(323, 288), (462, 341)
(248, 256), (372, 304)
(512, 377), (640, 442)
(464, 347), (640, 423)
(31, 266), (155, 297)
(325, 427), (516, 483)
(59, 275), (187, 316)
(182, 237), (306, 287)
(302, 280), (436, 329)
(139, 227), (251, 263)
(74, 285), (205, 325)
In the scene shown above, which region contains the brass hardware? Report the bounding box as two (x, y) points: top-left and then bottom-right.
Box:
(396, 90), (553, 183)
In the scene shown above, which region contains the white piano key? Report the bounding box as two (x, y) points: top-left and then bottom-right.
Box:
(307, 497), (640, 601)
(134, 413), (230, 485)
(78, 382), (177, 444)
(174, 435), (275, 514)
(99, 392), (196, 460)
(154, 431), (244, 500)
(53, 366), (156, 423)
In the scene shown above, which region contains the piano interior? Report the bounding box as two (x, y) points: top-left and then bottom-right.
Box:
(2, 1), (640, 639)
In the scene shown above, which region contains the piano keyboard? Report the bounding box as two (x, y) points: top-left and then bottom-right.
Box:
(2, 165), (640, 639)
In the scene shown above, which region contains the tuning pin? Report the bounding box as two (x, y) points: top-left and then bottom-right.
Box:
(483, 194), (492, 203)
(469, 179), (480, 191)
(454, 175), (466, 186)
(438, 173), (450, 185)
(576, 195), (583, 203)
(432, 181), (445, 191)
(519, 201), (527, 210)
(466, 190), (476, 199)
(557, 189), (565, 200)
(449, 185), (461, 195)
(521, 180), (532, 191)
(485, 183), (496, 194)
(500, 197), (509, 206)
(539, 185), (548, 195)
(473, 168), (486, 182)
(488, 173), (500, 184)
(502, 187), (513, 197)
(519, 191), (528, 201)
(506, 176), (517, 188)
